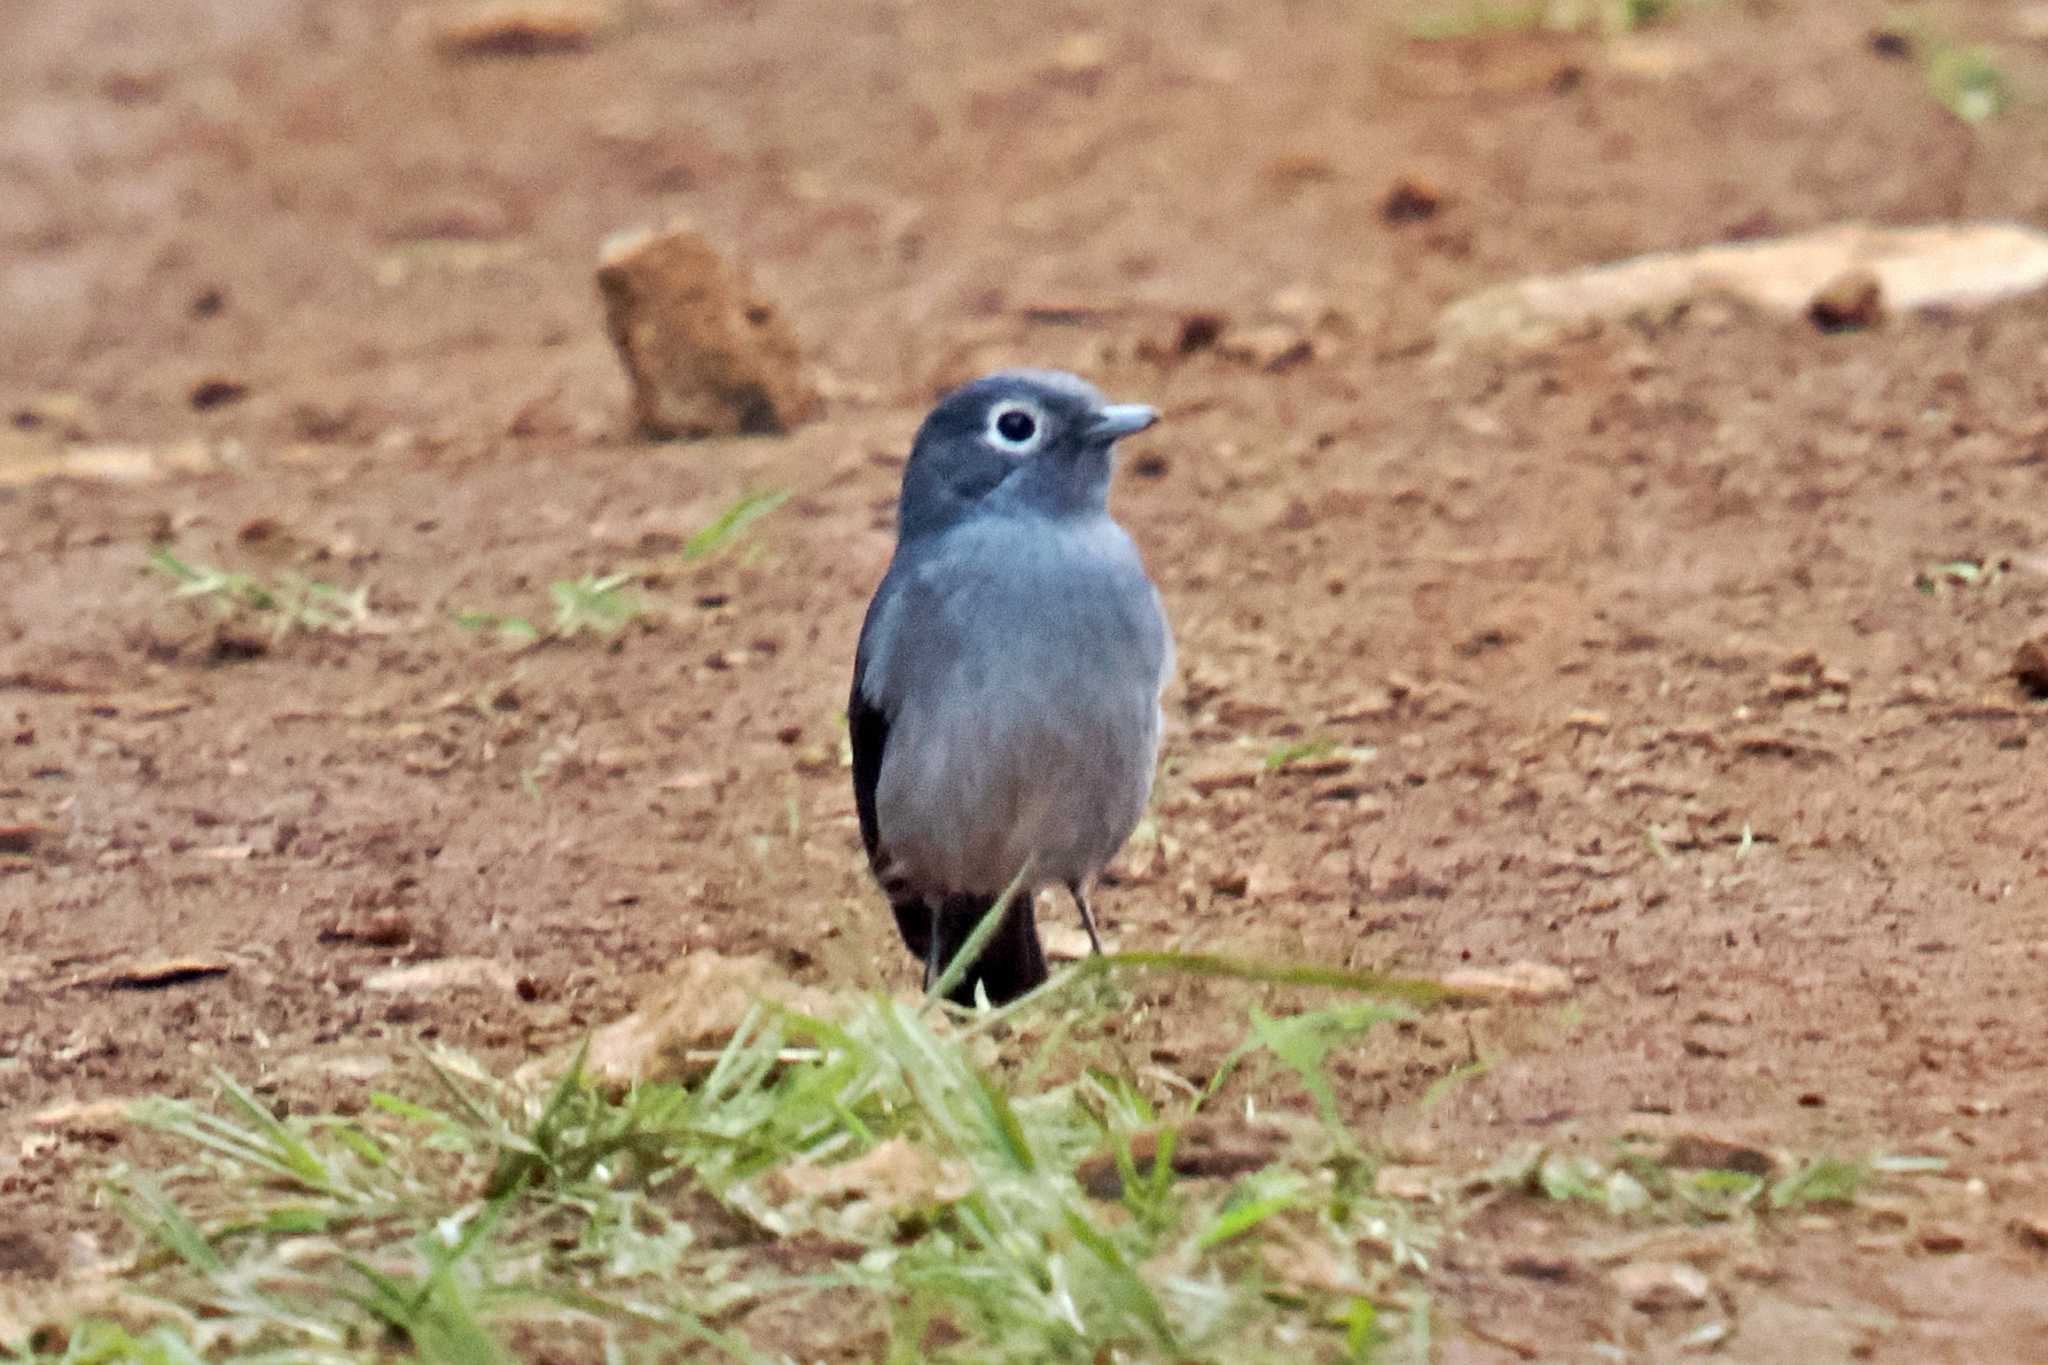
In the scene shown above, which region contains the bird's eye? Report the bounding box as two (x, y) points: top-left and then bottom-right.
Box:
(987, 402), (1044, 451)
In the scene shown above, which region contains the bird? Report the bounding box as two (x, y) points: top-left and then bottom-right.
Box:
(849, 369), (1173, 1007)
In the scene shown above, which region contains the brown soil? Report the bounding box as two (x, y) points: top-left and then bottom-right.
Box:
(4, 0), (2048, 1358)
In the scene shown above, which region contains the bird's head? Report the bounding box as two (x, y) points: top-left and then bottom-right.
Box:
(896, 370), (1157, 539)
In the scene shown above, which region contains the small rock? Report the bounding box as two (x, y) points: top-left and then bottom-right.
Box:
(1218, 322), (1314, 372)
(75, 957), (233, 991)
(1185, 761), (1261, 796)
(364, 957), (519, 995)
(1373, 1164), (1437, 1201)
(2012, 635), (2048, 699)
(1808, 269), (1885, 331)
(1661, 1133), (1777, 1178)
(1442, 960), (1572, 1002)
(1381, 174), (1443, 224)
(0, 824), (55, 855)
(318, 908), (414, 948)
(1613, 1261), (1712, 1313)
(433, 2), (608, 57)
(763, 1136), (973, 1226)
(596, 224), (819, 439)
(29, 1098), (132, 1136)
(1604, 35), (1705, 80)
(1565, 709), (1611, 734)
(2011, 1212), (2048, 1251)
(277, 1052), (392, 1083)
(1918, 1224), (1967, 1254)
(1209, 867), (1251, 898)
(576, 950), (838, 1089)
(1681, 1033), (1735, 1060)
(1174, 311), (1227, 355)
(189, 378), (249, 410)
(1501, 1252), (1576, 1281)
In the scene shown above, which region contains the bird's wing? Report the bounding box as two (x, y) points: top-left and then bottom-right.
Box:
(851, 570), (939, 963)
(848, 671), (889, 876)
(850, 559), (933, 881)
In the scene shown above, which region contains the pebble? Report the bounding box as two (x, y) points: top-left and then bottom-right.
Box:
(1442, 960), (1572, 1002)
(1612, 1261), (1711, 1313)
(1808, 269), (1885, 332)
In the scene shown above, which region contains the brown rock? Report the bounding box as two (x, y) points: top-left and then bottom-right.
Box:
(1502, 1252), (1576, 1281)
(1382, 174), (1443, 224)
(1918, 1224), (1967, 1254)
(577, 950), (838, 1088)
(0, 824), (55, 855)
(1185, 761), (1261, 796)
(2013, 635), (2048, 699)
(73, 957), (234, 991)
(1661, 1133), (1777, 1178)
(596, 224), (819, 439)
(1175, 311), (1227, 355)
(433, 2), (608, 58)
(189, 377), (249, 410)
(1809, 269), (1885, 331)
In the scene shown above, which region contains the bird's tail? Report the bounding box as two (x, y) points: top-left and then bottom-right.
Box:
(891, 892), (1049, 1008)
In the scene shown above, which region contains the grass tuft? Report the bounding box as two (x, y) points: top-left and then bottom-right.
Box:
(15, 979), (1445, 1362)
(148, 548), (373, 638)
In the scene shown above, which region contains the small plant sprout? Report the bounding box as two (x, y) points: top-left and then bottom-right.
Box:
(455, 572), (644, 645)
(148, 546), (373, 638)
(679, 488), (790, 561)
(548, 571), (642, 637)
(1926, 44), (2010, 124)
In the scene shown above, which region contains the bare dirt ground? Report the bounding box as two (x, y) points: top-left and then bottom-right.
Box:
(3, 0), (2047, 1358)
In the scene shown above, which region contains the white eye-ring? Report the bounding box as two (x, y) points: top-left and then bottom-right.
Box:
(986, 400), (1047, 453)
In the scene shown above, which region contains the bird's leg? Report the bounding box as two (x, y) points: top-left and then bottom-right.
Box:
(1067, 880), (1106, 956)
(924, 902), (944, 992)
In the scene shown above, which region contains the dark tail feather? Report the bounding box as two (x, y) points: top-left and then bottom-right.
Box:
(893, 893), (1048, 1008)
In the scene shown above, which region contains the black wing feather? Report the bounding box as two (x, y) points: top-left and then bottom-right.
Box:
(848, 676), (889, 876)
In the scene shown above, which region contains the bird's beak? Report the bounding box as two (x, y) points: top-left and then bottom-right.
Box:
(1087, 403), (1158, 442)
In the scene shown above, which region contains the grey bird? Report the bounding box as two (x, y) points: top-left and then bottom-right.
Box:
(850, 370), (1173, 1007)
